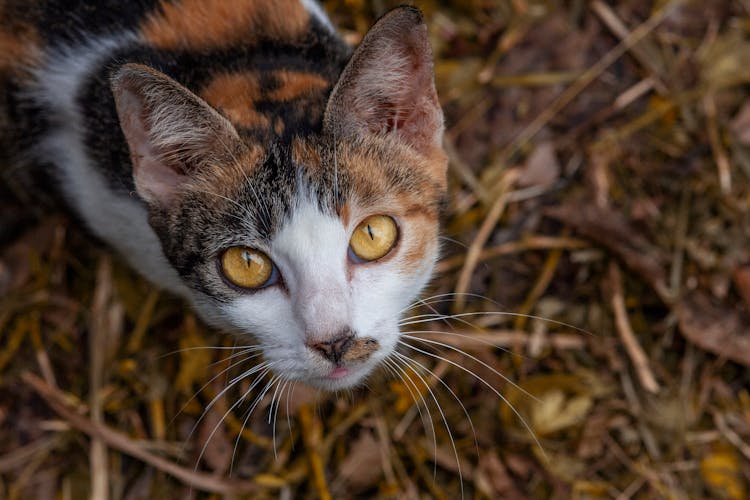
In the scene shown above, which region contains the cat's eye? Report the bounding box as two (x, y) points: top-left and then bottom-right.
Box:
(349, 215), (398, 262)
(220, 247), (276, 289)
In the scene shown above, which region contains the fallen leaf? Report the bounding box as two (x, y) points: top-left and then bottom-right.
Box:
(700, 448), (746, 500)
(517, 141), (560, 189)
(336, 431), (382, 491)
(545, 202), (669, 298)
(677, 291), (750, 367)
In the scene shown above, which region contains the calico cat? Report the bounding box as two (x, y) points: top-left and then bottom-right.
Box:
(0, 1), (447, 390)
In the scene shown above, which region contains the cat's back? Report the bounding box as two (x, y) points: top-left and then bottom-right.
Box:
(0, 0), (349, 295)
(1, 0), (347, 175)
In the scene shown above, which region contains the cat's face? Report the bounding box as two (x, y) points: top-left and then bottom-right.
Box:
(111, 7), (446, 389)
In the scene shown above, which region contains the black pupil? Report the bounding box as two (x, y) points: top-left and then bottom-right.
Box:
(242, 252), (254, 267)
(367, 224), (374, 240)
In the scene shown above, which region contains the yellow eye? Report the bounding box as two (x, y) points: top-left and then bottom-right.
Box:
(220, 247), (275, 289)
(349, 215), (398, 262)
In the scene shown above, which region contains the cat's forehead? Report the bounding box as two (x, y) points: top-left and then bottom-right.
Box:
(182, 133), (444, 256)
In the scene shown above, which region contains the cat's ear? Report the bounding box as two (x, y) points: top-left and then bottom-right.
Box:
(111, 64), (243, 205)
(323, 7), (443, 158)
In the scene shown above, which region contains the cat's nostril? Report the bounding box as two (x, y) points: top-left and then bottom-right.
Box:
(309, 331), (354, 364)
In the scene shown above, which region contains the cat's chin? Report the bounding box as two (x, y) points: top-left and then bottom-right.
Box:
(305, 365), (372, 391)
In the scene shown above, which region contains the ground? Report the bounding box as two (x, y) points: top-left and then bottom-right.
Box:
(1, 0), (750, 498)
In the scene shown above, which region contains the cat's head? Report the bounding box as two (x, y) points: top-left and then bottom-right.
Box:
(110, 7), (446, 390)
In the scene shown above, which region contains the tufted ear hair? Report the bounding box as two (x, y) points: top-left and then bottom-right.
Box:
(323, 7), (444, 159)
(111, 63), (244, 205)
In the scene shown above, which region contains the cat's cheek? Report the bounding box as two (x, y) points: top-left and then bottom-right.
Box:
(218, 290), (301, 344)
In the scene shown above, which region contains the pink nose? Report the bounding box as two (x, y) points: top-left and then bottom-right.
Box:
(308, 331), (354, 365)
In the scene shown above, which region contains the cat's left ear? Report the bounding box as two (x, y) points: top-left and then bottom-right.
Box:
(323, 7), (444, 160)
(111, 64), (244, 206)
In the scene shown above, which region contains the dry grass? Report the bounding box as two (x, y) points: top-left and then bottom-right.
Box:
(2, 0), (750, 498)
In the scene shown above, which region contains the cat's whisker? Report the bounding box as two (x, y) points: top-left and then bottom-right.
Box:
(383, 357), (437, 459)
(401, 334), (538, 403)
(158, 345), (262, 360)
(382, 357), (438, 477)
(268, 377), (288, 460)
(398, 340), (547, 461)
(399, 310), (594, 336)
(170, 350), (264, 429)
(230, 374), (279, 474)
(285, 380), (297, 440)
(406, 329), (520, 357)
(198, 366), (274, 475)
(391, 355), (464, 499)
(400, 291), (500, 314)
(185, 360), (274, 454)
(392, 351), (479, 461)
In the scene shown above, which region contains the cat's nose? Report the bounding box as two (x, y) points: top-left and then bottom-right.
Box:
(308, 330), (354, 364)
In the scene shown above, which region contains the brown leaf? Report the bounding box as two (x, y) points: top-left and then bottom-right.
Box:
(336, 431), (382, 491)
(517, 141), (560, 189)
(196, 404), (232, 475)
(677, 291), (750, 367)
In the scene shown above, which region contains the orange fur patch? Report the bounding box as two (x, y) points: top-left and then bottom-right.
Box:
(0, 10), (40, 74)
(141, 0), (309, 50)
(338, 203), (350, 226)
(200, 72), (269, 128)
(399, 213), (438, 268)
(291, 136), (323, 171)
(269, 70), (330, 101)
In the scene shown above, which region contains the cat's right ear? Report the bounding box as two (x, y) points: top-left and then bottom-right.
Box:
(111, 64), (243, 206)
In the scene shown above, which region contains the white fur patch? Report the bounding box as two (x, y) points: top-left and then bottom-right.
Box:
(221, 189), (436, 389)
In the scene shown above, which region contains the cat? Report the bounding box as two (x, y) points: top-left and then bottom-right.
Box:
(0, 1), (447, 391)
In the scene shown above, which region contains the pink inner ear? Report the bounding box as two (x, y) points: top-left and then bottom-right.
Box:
(324, 10), (444, 157)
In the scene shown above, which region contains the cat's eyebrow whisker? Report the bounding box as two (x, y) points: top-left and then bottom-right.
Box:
(398, 339), (548, 461)
(189, 187), (256, 225)
(392, 351), (479, 461)
(205, 127), (273, 233)
(392, 355), (464, 498)
(438, 235), (468, 249)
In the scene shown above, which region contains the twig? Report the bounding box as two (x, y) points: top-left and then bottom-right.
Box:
(298, 404), (331, 500)
(435, 235), (588, 274)
(453, 170), (518, 313)
(703, 93), (732, 193)
(499, 0), (682, 163)
(609, 263), (660, 393)
(90, 256), (111, 500)
(513, 236), (566, 330)
(22, 372), (259, 494)
(713, 411), (750, 461)
(591, 0), (667, 94)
